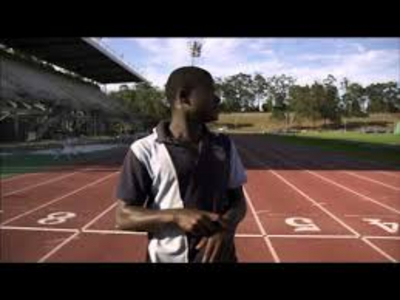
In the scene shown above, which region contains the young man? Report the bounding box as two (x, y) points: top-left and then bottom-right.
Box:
(115, 66), (247, 263)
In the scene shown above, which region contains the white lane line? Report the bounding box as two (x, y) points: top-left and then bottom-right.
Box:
(37, 230), (80, 263)
(255, 210), (272, 215)
(1, 172), (118, 226)
(37, 196), (133, 262)
(343, 171), (400, 192)
(235, 234), (264, 238)
(344, 214), (397, 218)
(82, 229), (147, 236)
(377, 171), (400, 179)
(267, 234), (358, 239)
(243, 188), (280, 263)
(269, 169), (361, 237)
(3, 169), (88, 197)
(1, 173), (38, 182)
(0, 226), (78, 233)
(305, 170), (400, 215)
(240, 145), (397, 262)
(361, 237), (397, 262)
(363, 236), (400, 240)
(35, 179), (120, 262)
(81, 202), (118, 231)
(248, 159), (361, 238)
(265, 147), (400, 216)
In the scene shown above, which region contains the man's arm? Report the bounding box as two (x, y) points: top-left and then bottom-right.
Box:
(115, 199), (222, 236)
(221, 186), (247, 231)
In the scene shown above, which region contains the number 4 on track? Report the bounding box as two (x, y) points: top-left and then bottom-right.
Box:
(363, 218), (399, 234)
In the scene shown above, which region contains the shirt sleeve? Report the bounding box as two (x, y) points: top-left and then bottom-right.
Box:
(227, 138), (247, 189)
(116, 149), (152, 206)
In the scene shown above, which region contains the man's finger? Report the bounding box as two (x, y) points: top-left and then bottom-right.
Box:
(209, 239), (222, 263)
(202, 239), (213, 263)
(196, 237), (208, 250)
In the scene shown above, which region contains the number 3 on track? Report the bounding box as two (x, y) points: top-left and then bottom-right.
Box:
(37, 212), (76, 225)
(285, 217), (321, 232)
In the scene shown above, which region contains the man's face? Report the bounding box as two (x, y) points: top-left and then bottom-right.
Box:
(188, 82), (221, 123)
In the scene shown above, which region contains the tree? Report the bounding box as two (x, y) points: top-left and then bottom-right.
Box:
(379, 82), (399, 113)
(364, 82), (399, 113)
(289, 84), (312, 121)
(321, 75), (341, 124)
(110, 82), (169, 125)
(342, 79), (366, 117)
(219, 73), (255, 112)
(267, 74), (296, 128)
(252, 73), (269, 111)
(309, 82), (325, 126)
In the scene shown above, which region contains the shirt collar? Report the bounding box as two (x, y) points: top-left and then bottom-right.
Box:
(154, 119), (211, 145)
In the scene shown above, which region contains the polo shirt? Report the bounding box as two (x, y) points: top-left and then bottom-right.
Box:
(116, 120), (247, 262)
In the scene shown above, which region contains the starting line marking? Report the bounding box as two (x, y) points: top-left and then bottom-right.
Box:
(82, 229), (147, 236)
(2, 225), (398, 241)
(267, 234), (358, 239)
(363, 236), (400, 240)
(1, 226), (78, 233)
(0, 225), (264, 238)
(344, 214), (397, 218)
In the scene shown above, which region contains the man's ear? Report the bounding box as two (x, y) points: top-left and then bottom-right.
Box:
(178, 88), (191, 106)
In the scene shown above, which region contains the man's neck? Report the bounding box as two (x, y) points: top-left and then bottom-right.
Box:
(169, 116), (204, 144)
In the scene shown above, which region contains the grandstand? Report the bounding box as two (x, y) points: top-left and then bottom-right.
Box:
(0, 38), (147, 142)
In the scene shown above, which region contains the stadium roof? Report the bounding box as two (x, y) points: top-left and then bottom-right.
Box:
(0, 38), (147, 84)
(1, 52), (129, 117)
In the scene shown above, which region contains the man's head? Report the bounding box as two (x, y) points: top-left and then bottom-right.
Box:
(165, 66), (221, 123)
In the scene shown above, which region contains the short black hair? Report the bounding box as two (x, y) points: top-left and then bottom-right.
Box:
(165, 66), (214, 105)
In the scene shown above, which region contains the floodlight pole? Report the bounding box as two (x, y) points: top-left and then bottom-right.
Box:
(188, 40), (203, 66)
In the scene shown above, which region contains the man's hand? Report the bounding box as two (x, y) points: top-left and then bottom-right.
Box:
(173, 209), (222, 236)
(195, 220), (234, 263)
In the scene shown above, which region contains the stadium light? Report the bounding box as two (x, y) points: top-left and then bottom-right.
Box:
(187, 40), (203, 66)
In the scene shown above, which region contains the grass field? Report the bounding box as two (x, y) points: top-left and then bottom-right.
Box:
(296, 131), (400, 146)
(210, 112), (400, 165)
(264, 134), (400, 165)
(210, 112), (400, 134)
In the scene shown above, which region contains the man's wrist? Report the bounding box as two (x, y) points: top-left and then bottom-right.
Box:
(220, 214), (237, 231)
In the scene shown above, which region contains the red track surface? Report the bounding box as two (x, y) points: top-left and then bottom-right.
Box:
(1, 138), (399, 263)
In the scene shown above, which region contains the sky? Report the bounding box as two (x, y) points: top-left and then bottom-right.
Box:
(98, 38), (400, 91)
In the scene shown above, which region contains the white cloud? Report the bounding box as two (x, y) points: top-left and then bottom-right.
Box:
(275, 48), (400, 86)
(114, 38), (399, 88)
(133, 38), (190, 67)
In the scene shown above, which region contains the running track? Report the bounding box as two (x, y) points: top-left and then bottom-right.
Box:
(1, 137), (399, 262)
